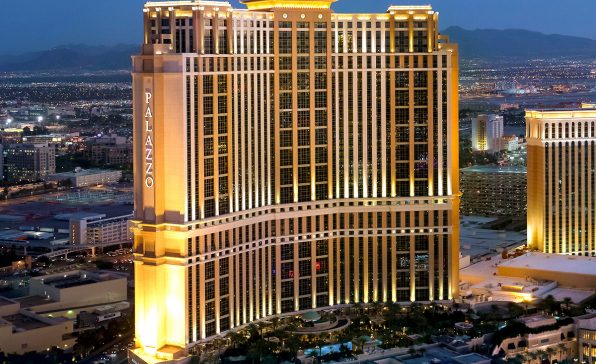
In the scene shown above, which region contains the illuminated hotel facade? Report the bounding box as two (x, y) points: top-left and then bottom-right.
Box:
(471, 114), (503, 152)
(527, 107), (596, 255)
(131, 0), (460, 361)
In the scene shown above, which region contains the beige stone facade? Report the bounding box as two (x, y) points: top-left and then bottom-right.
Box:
(131, 0), (460, 361)
(526, 107), (596, 254)
(0, 297), (75, 355)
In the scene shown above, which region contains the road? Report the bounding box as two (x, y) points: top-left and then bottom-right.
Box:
(78, 330), (133, 364)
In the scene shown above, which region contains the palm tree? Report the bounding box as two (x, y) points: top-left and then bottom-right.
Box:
(227, 331), (246, 349)
(538, 295), (558, 314)
(354, 336), (367, 353)
(354, 303), (364, 316)
(536, 350), (547, 364)
(285, 335), (302, 358)
(546, 347), (556, 362)
(213, 337), (226, 355)
(247, 323), (260, 340)
(270, 317), (281, 332)
(557, 343), (567, 361)
(562, 297), (572, 312)
(371, 301), (382, 317)
(528, 351), (539, 364)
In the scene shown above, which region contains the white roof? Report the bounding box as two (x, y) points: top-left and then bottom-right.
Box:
(499, 252), (596, 276)
(578, 315), (596, 330)
(547, 287), (595, 304)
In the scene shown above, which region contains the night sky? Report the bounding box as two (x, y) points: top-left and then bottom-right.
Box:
(5, 0), (596, 54)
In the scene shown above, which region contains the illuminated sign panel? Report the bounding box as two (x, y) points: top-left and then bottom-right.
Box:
(144, 91), (154, 189)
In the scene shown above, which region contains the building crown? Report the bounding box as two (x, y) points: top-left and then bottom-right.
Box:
(241, 0), (336, 11)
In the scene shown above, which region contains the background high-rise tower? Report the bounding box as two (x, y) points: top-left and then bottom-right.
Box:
(471, 114), (503, 152)
(130, 0), (460, 362)
(527, 106), (596, 255)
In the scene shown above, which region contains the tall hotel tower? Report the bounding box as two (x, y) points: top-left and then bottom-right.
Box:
(131, 0), (459, 362)
(527, 106), (596, 255)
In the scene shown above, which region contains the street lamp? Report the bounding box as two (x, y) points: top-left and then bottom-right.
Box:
(6, 118), (12, 124)
(37, 116), (43, 122)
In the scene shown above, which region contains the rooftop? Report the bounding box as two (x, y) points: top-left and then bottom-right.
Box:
(37, 271), (107, 289)
(518, 315), (556, 328)
(144, 0), (232, 8)
(48, 168), (120, 178)
(460, 165), (526, 174)
(459, 216), (526, 261)
(547, 287), (595, 304)
(144, 0), (434, 13)
(526, 108), (596, 120)
(54, 212), (107, 221)
(0, 185), (132, 242)
(499, 252), (596, 276)
(577, 314), (596, 331)
(242, 0), (336, 10)
(15, 295), (56, 309)
(3, 313), (49, 331)
(463, 275), (555, 303)
(453, 353), (491, 364)
(402, 347), (459, 364)
(0, 297), (17, 307)
(33, 270), (122, 291)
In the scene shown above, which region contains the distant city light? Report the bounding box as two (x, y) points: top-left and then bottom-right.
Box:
(56, 115), (61, 120)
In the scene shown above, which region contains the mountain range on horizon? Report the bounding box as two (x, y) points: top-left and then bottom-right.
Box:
(0, 27), (594, 72)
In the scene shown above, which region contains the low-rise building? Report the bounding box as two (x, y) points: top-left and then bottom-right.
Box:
(77, 301), (130, 328)
(496, 315), (576, 361)
(45, 168), (122, 187)
(460, 251), (595, 305)
(86, 134), (132, 166)
(90, 143), (133, 166)
(460, 165), (527, 217)
(21, 134), (74, 145)
(498, 253), (596, 289)
(577, 314), (596, 364)
(27, 270), (127, 312)
(0, 297), (75, 354)
(3, 143), (55, 182)
(501, 135), (520, 152)
(70, 214), (132, 245)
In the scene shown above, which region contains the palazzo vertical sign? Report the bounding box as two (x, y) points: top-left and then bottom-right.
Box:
(144, 90), (154, 189)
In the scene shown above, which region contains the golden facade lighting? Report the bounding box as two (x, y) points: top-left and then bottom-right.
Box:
(527, 108), (596, 255)
(131, 0), (460, 362)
